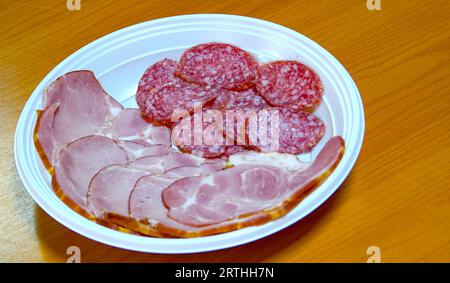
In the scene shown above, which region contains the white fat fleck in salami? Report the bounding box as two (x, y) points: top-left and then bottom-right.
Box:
(176, 43), (259, 90)
(256, 61), (323, 110)
(136, 59), (218, 125)
(247, 107), (325, 154)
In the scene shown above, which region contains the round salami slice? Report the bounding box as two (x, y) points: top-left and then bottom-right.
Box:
(176, 43), (259, 90)
(247, 107), (325, 154)
(171, 109), (226, 158)
(209, 87), (268, 111)
(136, 59), (177, 110)
(136, 59), (217, 125)
(256, 61), (323, 111)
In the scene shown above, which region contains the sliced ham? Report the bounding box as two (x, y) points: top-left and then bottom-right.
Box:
(128, 170), (246, 237)
(107, 108), (171, 146)
(53, 135), (129, 212)
(87, 152), (226, 218)
(37, 71), (123, 165)
(35, 71), (171, 166)
(34, 103), (59, 169)
(162, 136), (345, 228)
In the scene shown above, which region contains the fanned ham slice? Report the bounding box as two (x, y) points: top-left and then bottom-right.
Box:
(37, 71), (123, 165)
(87, 152), (226, 218)
(35, 71), (171, 166)
(127, 168), (255, 237)
(53, 135), (129, 212)
(107, 108), (171, 146)
(162, 136), (344, 228)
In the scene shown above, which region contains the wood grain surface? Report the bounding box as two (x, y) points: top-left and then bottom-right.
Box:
(0, 0), (449, 263)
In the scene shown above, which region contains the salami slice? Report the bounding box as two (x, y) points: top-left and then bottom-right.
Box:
(171, 109), (226, 158)
(256, 61), (323, 110)
(136, 59), (217, 125)
(247, 107), (325, 154)
(209, 87), (268, 111)
(176, 43), (258, 90)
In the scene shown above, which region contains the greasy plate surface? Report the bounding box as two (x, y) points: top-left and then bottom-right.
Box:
(1, 0), (450, 262)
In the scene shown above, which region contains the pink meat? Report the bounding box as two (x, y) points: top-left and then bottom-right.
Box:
(136, 59), (218, 125)
(36, 71), (122, 165)
(108, 108), (171, 146)
(162, 136), (344, 227)
(163, 165), (289, 226)
(35, 103), (59, 167)
(87, 152), (207, 218)
(209, 88), (268, 111)
(256, 61), (323, 110)
(171, 108), (226, 158)
(176, 43), (259, 90)
(53, 135), (129, 211)
(35, 71), (172, 166)
(129, 169), (280, 237)
(247, 107), (325, 154)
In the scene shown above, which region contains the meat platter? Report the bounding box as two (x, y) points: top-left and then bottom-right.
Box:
(15, 15), (364, 253)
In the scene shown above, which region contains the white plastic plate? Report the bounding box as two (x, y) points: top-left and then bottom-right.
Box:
(14, 14), (364, 253)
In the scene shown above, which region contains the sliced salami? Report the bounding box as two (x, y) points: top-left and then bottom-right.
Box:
(171, 109), (226, 158)
(176, 43), (258, 90)
(136, 59), (217, 125)
(209, 87), (268, 111)
(247, 107), (325, 154)
(256, 61), (323, 111)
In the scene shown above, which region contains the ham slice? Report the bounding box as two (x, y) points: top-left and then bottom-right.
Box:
(162, 136), (345, 229)
(53, 135), (129, 212)
(37, 71), (122, 165)
(107, 108), (171, 146)
(35, 71), (171, 166)
(87, 152), (226, 218)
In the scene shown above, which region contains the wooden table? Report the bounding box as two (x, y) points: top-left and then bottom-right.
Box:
(1, 0), (449, 263)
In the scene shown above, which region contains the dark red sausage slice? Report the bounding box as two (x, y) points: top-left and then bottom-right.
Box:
(171, 109), (226, 158)
(256, 61), (323, 111)
(247, 107), (325, 154)
(176, 43), (259, 90)
(209, 87), (268, 111)
(136, 59), (217, 125)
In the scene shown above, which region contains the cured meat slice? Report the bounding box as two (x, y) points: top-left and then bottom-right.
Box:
(36, 71), (123, 165)
(289, 136), (344, 190)
(34, 103), (59, 169)
(35, 73), (171, 167)
(209, 87), (268, 111)
(228, 150), (309, 172)
(136, 59), (217, 125)
(247, 107), (325, 154)
(256, 61), (323, 111)
(88, 166), (149, 218)
(108, 108), (171, 146)
(43, 70), (123, 115)
(163, 165), (289, 226)
(116, 141), (170, 160)
(53, 135), (128, 212)
(87, 152), (204, 217)
(176, 43), (258, 90)
(172, 109), (226, 158)
(135, 59), (178, 110)
(127, 165), (234, 237)
(162, 136), (344, 228)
